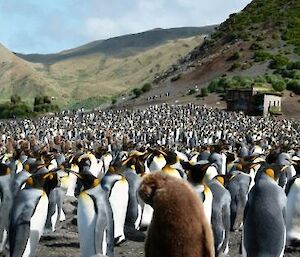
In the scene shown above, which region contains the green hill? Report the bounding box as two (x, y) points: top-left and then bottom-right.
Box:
(0, 26), (216, 109)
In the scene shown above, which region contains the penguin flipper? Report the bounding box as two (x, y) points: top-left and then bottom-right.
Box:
(9, 195), (41, 257)
(94, 198), (114, 257)
(9, 221), (30, 257)
(220, 204), (231, 254)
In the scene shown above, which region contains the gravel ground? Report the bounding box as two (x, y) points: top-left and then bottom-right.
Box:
(35, 197), (300, 257)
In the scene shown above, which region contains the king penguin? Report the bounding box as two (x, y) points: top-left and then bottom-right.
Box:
(226, 167), (252, 231)
(0, 163), (13, 254)
(182, 161), (213, 222)
(208, 175), (231, 256)
(72, 172), (114, 257)
(285, 175), (300, 246)
(9, 171), (59, 257)
(101, 172), (129, 245)
(242, 165), (287, 257)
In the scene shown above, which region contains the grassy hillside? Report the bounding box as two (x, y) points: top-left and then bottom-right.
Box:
(150, 0), (300, 95)
(0, 44), (60, 102)
(0, 27), (215, 109)
(31, 36), (205, 108)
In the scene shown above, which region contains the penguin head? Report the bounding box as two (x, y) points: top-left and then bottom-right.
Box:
(214, 174), (235, 187)
(181, 161), (210, 184)
(263, 164), (285, 182)
(0, 163), (11, 176)
(70, 154), (91, 174)
(164, 150), (178, 165)
(25, 172), (59, 194)
(23, 158), (48, 174)
(122, 151), (148, 174)
(70, 172), (100, 190)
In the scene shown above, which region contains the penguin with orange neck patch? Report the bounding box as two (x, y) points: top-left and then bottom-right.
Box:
(242, 165), (287, 257)
(72, 172), (114, 257)
(285, 157), (300, 246)
(208, 175), (231, 256)
(181, 160), (213, 222)
(226, 164), (252, 231)
(161, 150), (185, 179)
(0, 163), (13, 254)
(9, 171), (60, 257)
(120, 152), (147, 241)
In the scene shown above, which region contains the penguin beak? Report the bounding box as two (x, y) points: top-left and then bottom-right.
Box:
(68, 170), (84, 180)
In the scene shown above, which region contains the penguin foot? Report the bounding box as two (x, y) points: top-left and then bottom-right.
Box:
(114, 235), (126, 246)
(139, 226), (148, 231)
(124, 226), (145, 242)
(288, 239), (300, 247)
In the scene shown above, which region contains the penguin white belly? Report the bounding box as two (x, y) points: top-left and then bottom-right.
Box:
(66, 173), (78, 197)
(23, 193), (49, 257)
(149, 157), (166, 172)
(221, 153), (227, 175)
(203, 190), (213, 222)
(135, 204), (143, 230)
(287, 185), (300, 243)
(78, 192), (97, 257)
(109, 180), (129, 242)
(50, 205), (59, 232)
(140, 203), (153, 228)
(103, 155), (113, 174)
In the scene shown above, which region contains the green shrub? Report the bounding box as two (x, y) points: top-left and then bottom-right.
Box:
(33, 103), (59, 113)
(111, 98), (117, 105)
(229, 62), (241, 71)
(254, 76), (267, 83)
(253, 51), (272, 62)
(201, 88), (209, 97)
(141, 83), (152, 93)
(272, 80), (286, 92)
(287, 80), (300, 94)
(10, 95), (22, 105)
(0, 103), (32, 119)
(34, 96), (44, 106)
(43, 96), (51, 104)
(132, 88), (142, 98)
(208, 79), (220, 93)
(269, 54), (289, 69)
(287, 61), (300, 70)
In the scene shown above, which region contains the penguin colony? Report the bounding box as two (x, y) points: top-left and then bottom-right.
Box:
(0, 103), (299, 257)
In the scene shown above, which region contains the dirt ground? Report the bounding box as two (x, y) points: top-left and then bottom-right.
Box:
(36, 197), (300, 257)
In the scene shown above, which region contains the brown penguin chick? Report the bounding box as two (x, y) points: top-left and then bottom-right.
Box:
(139, 172), (214, 257)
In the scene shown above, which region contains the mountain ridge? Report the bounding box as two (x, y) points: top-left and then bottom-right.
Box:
(16, 26), (216, 64)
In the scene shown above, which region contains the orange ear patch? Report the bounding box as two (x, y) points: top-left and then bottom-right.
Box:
(24, 164), (30, 172)
(92, 179), (100, 188)
(6, 167), (11, 175)
(265, 168), (275, 179)
(216, 176), (225, 185)
(236, 164), (243, 171)
(26, 177), (34, 186)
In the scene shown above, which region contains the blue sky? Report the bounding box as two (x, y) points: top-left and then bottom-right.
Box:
(0, 0), (252, 54)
